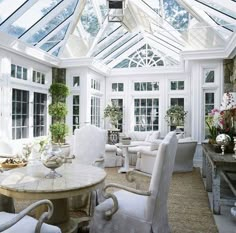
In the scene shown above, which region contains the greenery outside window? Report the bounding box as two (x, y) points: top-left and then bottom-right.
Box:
(170, 81), (184, 90)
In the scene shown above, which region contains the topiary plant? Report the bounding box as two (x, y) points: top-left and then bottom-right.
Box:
(165, 105), (187, 127)
(49, 82), (69, 144)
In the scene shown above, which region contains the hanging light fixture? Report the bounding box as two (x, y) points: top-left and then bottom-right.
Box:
(107, 0), (125, 22)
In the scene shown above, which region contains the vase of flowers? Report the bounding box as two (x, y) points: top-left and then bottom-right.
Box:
(205, 93), (236, 148)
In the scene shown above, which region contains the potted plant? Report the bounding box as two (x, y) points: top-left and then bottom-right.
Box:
(104, 102), (122, 129)
(165, 105), (187, 127)
(48, 82), (70, 156)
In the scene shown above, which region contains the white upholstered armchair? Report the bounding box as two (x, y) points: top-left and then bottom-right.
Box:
(89, 131), (178, 233)
(0, 199), (61, 233)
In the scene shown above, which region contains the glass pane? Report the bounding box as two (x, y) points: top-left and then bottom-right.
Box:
(171, 81), (177, 90)
(178, 81), (184, 90)
(0, 0), (26, 24)
(112, 83), (117, 92)
(26, 0), (77, 44)
(6, 0), (63, 38)
(118, 83), (123, 91)
(204, 69), (215, 83)
(11, 64), (16, 77)
(73, 76), (80, 87)
(205, 93), (214, 104)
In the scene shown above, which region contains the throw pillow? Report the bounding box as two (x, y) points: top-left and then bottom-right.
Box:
(144, 132), (152, 142)
(176, 133), (184, 139)
(148, 131), (160, 142)
(150, 139), (162, 151)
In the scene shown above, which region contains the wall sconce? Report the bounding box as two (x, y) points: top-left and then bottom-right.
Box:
(107, 0), (125, 22)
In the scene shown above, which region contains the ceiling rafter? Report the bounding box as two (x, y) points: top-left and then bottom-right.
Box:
(95, 31), (130, 59)
(58, 0), (87, 57)
(129, 0), (186, 44)
(20, 0), (76, 41)
(199, 0), (236, 13)
(86, 17), (109, 57)
(189, 0), (236, 25)
(90, 0), (103, 26)
(103, 34), (142, 63)
(0, 0), (38, 31)
(107, 39), (146, 68)
(35, 16), (72, 48)
(176, 0), (228, 41)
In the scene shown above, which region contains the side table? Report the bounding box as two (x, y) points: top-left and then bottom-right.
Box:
(115, 143), (136, 173)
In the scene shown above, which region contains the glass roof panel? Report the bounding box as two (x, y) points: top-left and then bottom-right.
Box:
(92, 26), (127, 57)
(0, 0), (26, 24)
(163, 0), (190, 31)
(5, 0), (62, 38)
(40, 24), (69, 52)
(25, 0), (78, 45)
(101, 33), (138, 59)
(196, 0), (236, 18)
(52, 47), (61, 56)
(80, 0), (100, 38)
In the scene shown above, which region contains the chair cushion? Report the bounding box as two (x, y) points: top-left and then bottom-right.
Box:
(150, 139), (162, 151)
(0, 212), (61, 233)
(95, 190), (150, 221)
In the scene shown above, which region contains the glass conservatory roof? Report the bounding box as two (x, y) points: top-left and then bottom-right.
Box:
(0, 0), (235, 69)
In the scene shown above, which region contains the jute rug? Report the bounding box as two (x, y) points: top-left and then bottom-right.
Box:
(104, 167), (218, 233)
(15, 167), (218, 233)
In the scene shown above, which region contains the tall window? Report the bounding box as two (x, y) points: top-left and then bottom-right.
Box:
(111, 99), (123, 132)
(11, 64), (27, 80)
(205, 92), (215, 138)
(12, 89), (29, 139)
(170, 98), (184, 131)
(73, 95), (80, 132)
(134, 98), (159, 131)
(33, 92), (47, 137)
(91, 96), (100, 127)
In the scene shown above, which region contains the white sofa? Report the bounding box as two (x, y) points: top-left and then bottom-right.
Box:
(104, 144), (123, 167)
(125, 131), (161, 165)
(135, 137), (197, 174)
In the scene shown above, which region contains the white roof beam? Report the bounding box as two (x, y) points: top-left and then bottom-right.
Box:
(189, 0), (236, 25)
(91, 0), (103, 26)
(129, 0), (186, 44)
(77, 21), (90, 48)
(205, 0), (236, 12)
(103, 34), (142, 63)
(35, 16), (72, 48)
(107, 40), (146, 68)
(87, 17), (109, 57)
(94, 31), (131, 59)
(0, 0), (38, 31)
(58, 0), (87, 57)
(20, 0), (75, 41)
(176, 0), (229, 40)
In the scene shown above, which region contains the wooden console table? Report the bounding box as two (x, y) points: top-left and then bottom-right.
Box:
(202, 143), (236, 214)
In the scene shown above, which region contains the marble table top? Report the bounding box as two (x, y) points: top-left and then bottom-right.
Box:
(0, 163), (106, 200)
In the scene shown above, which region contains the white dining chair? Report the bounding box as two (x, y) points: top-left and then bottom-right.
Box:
(71, 124), (107, 215)
(89, 131), (178, 233)
(0, 199), (61, 233)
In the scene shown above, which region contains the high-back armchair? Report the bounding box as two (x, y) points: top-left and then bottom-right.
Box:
(89, 131), (178, 233)
(71, 125), (107, 215)
(73, 125), (106, 167)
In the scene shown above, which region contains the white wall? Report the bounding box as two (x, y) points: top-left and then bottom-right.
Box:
(0, 48), (52, 142)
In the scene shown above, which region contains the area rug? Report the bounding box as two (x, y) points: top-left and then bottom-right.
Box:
(14, 167), (218, 233)
(104, 167), (218, 233)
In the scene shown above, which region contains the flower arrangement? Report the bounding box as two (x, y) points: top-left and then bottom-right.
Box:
(165, 105), (187, 126)
(206, 93), (236, 143)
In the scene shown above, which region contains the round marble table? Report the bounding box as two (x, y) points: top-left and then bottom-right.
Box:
(0, 163), (106, 233)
